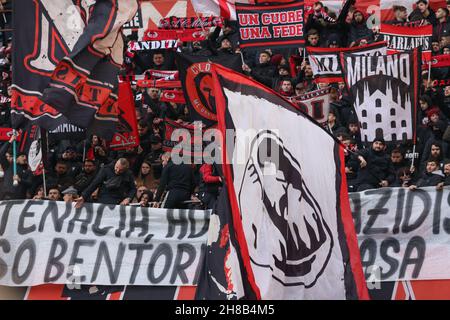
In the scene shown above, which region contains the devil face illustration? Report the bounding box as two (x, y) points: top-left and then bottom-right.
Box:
(238, 131), (333, 288)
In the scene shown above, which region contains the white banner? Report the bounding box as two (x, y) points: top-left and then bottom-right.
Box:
(0, 201), (209, 287)
(350, 187), (450, 283)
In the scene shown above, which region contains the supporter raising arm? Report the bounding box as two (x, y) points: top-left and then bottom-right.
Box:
(0, 133), (32, 200)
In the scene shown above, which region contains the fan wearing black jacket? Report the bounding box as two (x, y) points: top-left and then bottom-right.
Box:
(355, 138), (395, 191)
(154, 154), (195, 209)
(75, 158), (136, 207)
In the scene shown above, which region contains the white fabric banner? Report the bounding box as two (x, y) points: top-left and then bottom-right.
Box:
(0, 201), (209, 287)
(350, 187), (450, 282)
(222, 87), (350, 300)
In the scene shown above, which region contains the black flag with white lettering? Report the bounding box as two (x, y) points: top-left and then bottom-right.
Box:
(340, 49), (421, 143)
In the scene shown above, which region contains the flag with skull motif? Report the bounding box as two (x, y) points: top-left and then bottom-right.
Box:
(195, 64), (369, 300)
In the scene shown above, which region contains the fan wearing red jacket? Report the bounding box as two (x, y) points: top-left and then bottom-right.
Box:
(198, 163), (222, 209)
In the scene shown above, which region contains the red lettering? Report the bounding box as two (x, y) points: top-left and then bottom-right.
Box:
(240, 27), (272, 40)
(273, 24), (303, 38)
(238, 13), (260, 26)
(261, 10), (303, 25)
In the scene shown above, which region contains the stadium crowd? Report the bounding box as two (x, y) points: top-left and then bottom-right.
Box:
(0, 0), (450, 210)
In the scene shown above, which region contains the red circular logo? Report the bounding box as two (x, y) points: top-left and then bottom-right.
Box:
(185, 62), (217, 121)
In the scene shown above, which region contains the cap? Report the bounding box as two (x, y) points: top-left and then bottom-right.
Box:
(348, 114), (359, 125)
(62, 186), (78, 195)
(373, 137), (386, 144)
(327, 34), (341, 47)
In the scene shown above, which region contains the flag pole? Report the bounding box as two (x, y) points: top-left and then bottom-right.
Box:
(42, 129), (47, 197)
(12, 129), (18, 186)
(42, 158), (47, 197)
(239, 50), (245, 66)
(409, 144), (416, 171)
(427, 60), (432, 84)
(411, 50), (427, 172)
(82, 139), (86, 162)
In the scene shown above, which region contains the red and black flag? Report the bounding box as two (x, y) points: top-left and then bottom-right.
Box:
(195, 64), (369, 300)
(426, 54), (450, 69)
(160, 90), (186, 104)
(175, 52), (242, 127)
(158, 16), (224, 29)
(12, 0), (138, 140)
(162, 118), (205, 160)
(0, 128), (17, 142)
(142, 29), (209, 42)
(380, 24), (432, 63)
(109, 81), (140, 151)
(291, 87), (332, 125)
(235, 1), (305, 49)
(47, 124), (86, 143)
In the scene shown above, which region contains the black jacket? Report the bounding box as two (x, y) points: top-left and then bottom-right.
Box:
(82, 163), (136, 204)
(434, 18), (450, 41)
(249, 62), (277, 87)
(155, 160), (195, 201)
(356, 148), (394, 186)
(349, 14), (373, 45)
(444, 175), (450, 186)
(73, 170), (98, 194)
(46, 172), (75, 191)
(409, 8), (437, 25)
(415, 171), (444, 187)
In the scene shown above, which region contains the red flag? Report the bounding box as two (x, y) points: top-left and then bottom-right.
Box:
(0, 128), (21, 142)
(380, 23), (432, 62)
(143, 29), (208, 42)
(160, 90), (186, 104)
(144, 69), (179, 81)
(137, 79), (182, 88)
(428, 54), (450, 68)
(109, 81), (140, 151)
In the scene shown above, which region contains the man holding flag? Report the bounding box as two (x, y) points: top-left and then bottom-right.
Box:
(0, 132), (31, 200)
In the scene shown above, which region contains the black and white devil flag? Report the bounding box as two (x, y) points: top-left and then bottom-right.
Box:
(195, 64), (369, 300)
(340, 49), (421, 143)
